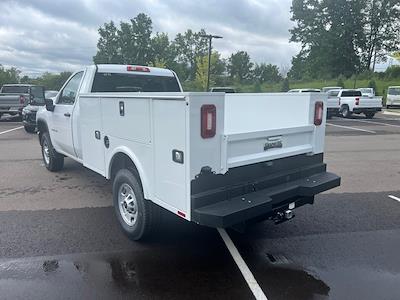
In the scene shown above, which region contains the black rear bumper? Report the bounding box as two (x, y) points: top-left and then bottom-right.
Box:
(353, 107), (381, 113)
(191, 154), (340, 228)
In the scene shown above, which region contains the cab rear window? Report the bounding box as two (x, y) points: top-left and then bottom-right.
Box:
(388, 88), (400, 95)
(91, 73), (181, 93)
(341, 91), (362, 97)
(1, 86), (29, 94)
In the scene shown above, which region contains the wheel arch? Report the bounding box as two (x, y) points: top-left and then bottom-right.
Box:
(36, 118), (49, 145)
(107, 148), (150, 199)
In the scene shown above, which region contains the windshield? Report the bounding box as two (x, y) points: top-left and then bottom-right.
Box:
(91, 73), (181, 93)
(388, 88), (400, 95)
(1, 86), (29, 94)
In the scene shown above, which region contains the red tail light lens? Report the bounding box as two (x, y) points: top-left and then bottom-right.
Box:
(19, 95), (25, 104)
(355, 97), (360, 105)
(127, 65), (150, 72)
(314, 101), (324, 126)
(201, 105), (216, 138)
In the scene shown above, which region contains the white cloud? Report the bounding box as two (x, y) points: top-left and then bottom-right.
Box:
(0, 0), (299, 75)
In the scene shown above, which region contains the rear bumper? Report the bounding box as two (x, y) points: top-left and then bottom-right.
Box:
(191, 154), (340, 228)
(353, 107), (381, 113)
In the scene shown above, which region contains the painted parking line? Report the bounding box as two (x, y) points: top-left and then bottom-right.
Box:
(388, 195), (400, 203)
(349, 119), (400, 128)
(0, 126), (23, 135)
(327, 123), (376, 134)
(218, 228), (268, 300)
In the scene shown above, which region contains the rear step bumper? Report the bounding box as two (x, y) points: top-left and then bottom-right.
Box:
(192, 171), (340, 228)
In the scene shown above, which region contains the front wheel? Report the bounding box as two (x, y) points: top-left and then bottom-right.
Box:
(41, 132), (64, 171)
(113, 169), (158, 241)
(24, 125), (36, 133)
(365, 112), (375, 119)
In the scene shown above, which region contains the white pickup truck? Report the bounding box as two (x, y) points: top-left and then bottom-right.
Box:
(36, 64), (340, 240)
(337, 89), (382, 118)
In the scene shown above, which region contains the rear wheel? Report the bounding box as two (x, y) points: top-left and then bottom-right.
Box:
(41, 132), (64, 171)
(341, 105), (352, 118)
(24, 125), (36, 133)
(365, 112), (375, 119)
(113, 169), (159, 240)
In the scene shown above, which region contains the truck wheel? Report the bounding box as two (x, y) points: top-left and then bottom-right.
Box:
(113, 169), (156, 241)
(341, 105), (352, 118)
(24, 125), (36, 133)
(365, 112), (375, 119)
(41, 132), (64, 171)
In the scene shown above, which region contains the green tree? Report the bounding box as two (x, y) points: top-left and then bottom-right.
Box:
(280, 78), (290, 92)
(173, 29), (209, 80)
(194, 52), (225, 91)
(93, 21), (122, 64)
(30, 72), (72, 90)
(253, 63), (282, 83)
(93, 13), (153, 65)
(227, 51), (253, 82)
(0, 65), (20, 87)
(362, 0), (400, 70)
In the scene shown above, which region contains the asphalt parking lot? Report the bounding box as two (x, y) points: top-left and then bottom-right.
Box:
(1, 111), (400, 300)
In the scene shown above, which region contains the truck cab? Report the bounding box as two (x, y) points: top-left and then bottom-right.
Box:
(37, 64), (340, 240)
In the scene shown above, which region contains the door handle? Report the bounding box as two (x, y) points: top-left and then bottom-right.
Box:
(64, 113), (71, 117)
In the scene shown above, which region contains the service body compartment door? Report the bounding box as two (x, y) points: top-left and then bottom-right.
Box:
(153, 99), (187, 213)
(80, 96), (105, 175)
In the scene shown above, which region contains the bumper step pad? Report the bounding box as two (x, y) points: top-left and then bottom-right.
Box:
(192, 172), (340, 228)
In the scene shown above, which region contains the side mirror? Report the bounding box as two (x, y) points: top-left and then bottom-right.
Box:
(45, 98), (55, 112)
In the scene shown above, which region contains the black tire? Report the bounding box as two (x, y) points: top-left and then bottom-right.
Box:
(365, 112), (375, 119)
(341, 105), (352, 118)
(41, 132), (64, 171)
(24, 125), (36, 133)
(113, 169), (158, 241)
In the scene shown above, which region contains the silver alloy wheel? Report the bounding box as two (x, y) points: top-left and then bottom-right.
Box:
(43, 139), (50, 165)
(118, 183), (138, 226)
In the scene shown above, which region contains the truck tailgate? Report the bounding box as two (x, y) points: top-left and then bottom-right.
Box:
(222, 93), (325, 171)
(358, 96), (382, 108)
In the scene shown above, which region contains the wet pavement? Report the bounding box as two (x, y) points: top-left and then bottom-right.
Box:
(1, 112), (400, 299)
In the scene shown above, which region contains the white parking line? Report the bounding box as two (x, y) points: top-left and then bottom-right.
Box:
(0, 126), (23, 135)
(388, 195), (400, 202)
(327, 123), (376, 134)
(218, 228), (268, 300)
(349, 119), (400, 128)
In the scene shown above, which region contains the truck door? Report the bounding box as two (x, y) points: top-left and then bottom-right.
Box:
(52, 72), (83, 156)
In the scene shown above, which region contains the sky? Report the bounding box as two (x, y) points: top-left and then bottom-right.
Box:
(0, 0), (301, 76)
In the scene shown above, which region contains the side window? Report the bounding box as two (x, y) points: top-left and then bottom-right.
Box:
(58, 72), (83, 105)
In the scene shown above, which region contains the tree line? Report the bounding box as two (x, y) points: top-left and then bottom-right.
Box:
(289, 0), (400, 80)
(93, 13), (283, 90)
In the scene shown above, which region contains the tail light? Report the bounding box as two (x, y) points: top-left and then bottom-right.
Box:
(127, 65), (150, 72)
(314, 101), (324, 126)
(19, 95), (25, 104)
(201, 105), (216, 138)
(355, 97), (360, 105)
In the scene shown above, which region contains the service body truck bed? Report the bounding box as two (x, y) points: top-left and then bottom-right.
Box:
(36, 64), (340, 240)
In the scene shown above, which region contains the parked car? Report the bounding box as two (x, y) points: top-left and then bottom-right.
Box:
(326, 89), (341, 118)
(357, 88), (375, 98)
(22, 94), (46, 133)
(45, 90), (59, 101)
(36, 64), (340, 240)
(287, 89), (321, 93)
(0, 84), (45, 119)
(322, 86), (342, 93)
(338, 89), (382, 118)
(210, 87), (236, 93)
(386, 86), (400, 108)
